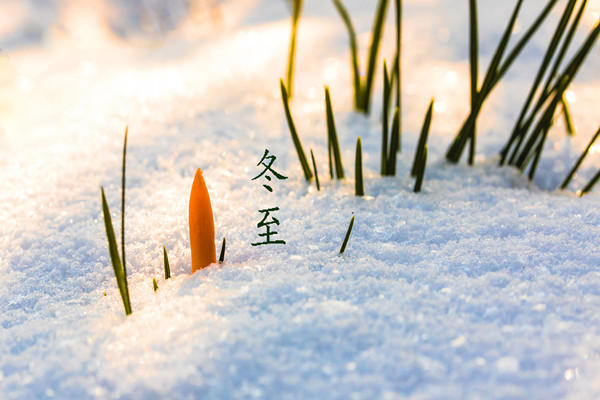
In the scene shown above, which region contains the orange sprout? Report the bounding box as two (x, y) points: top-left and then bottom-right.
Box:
(189, 168), (216, 272)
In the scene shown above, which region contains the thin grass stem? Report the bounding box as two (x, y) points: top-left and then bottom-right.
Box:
(561, 95), (576, 136)
(339, 215), (355, 254)
(286, 0), (303, 98)
(121, 127), (128, 282)
(561, 126), (600, 189)
(412, 100), (434, 177)
(382, 61), (390, 175)
(219, 237), (226, 263)
(362, 0), (390, 113)
(580, 169), (600, 196)
(386, 107), (400, 175)
(355, 137), (364, 196)
(468, 0), (478, 166)
(280, 79), (313, 181)
(413, 145), (427, 193)
(310, 148), (321, 191)
(153, 277), (158, 292)
(325, 87), (345, 179)
(332, 0), (361, 109)
(163, 246), (171, 279)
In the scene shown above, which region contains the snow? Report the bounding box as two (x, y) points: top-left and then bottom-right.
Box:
(1, 0), (600, 398)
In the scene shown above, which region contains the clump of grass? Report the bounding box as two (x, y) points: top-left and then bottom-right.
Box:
(507, 18), (600, 178)
(446, 0), (559, 164)
(355, 137), (364, 196)
(101, 187), (132, 315)
(332, 0), (389, 113)
(280, 79), (313, 181)
(152, 277), (158, 292)
(561, 126), (600, 190)
(163, 246), (171, 279)
(219, 237), (226, 263)
(413, 145), (427, 193)
(310, 149), (321, 191)
(286, 0), (303, 98)
(500, 0), (582, 166)
(339, 215), (355, 254)
(411, 100), (434, 177)
(325, 87), (345, 179)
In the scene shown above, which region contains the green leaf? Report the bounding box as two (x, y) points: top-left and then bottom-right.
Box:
(412, 100), (434, 177)
(101, 187), (132, 315)
(310, 148), (321, 191)
(331, 0), (361, 109)
(286, 0), (303, 98)
(163, 246), (171, 279)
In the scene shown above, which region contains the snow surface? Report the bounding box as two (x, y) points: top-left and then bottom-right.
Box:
(2, 0), (600, 398)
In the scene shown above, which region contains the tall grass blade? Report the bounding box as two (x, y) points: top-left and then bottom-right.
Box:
(381, 61), (390, 175)
(468, 0), (478, 166)
(412, 100), (434, 177)
(579, 169), (600, 196)
(310, 149), (321, 191)
(386, 107), (400, 175)
(219, 237), (226, 263)
(101, 187), (132, 315)
(325, 87), (345, 179)
(163, 246), (171, 279)
(153, 277), (158, 292)
(394, 0), (402, 149)
(339, 215), (355, 254)
(413, 145), (427, 193)
(362, 0), (390, 113)
(561, 126), (600, 189)
(355, 137), (364, 196)
(328, 137), (334, 179)
(286, 0), (303, 98)
(121, 126), (128, 280)
(332, 0), (361, 109)
(280, 79), (313, 181)
(561, 95), (576, 136)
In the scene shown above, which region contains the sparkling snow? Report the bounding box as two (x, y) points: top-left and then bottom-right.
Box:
(1, 0), (600, 398)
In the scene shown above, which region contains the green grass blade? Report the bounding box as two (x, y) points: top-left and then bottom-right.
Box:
(310, 148), (321, 191)
(395, 0), (402, 115)
(386, 107), (400, 175)
(362, 0), (390, 113)
(413, 145), (427, 193)
(381, 60), (390, 175)
(163, 246), (171, 279)
(355, 137), (364, 196)
(280, 79), (313, 181)
(561, 94), (575, 136)
(561, 126), (600, 189)
(152, 277), (158, 292)
(219, 237), (226, 263)
(412, 99), (434, 177)
(121, 126), (128, 280)
(579, 168), (600, 196)
(325, 87), (345, 179)
(339, 215), (355, 254)
(328, 136), (334, 179)
(286, 0), (303, 98)
(332, 0), (362, 109)
(101, 187), (132, 315)
(527, 123), (551, 181)
(468, 0), (479, 166)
